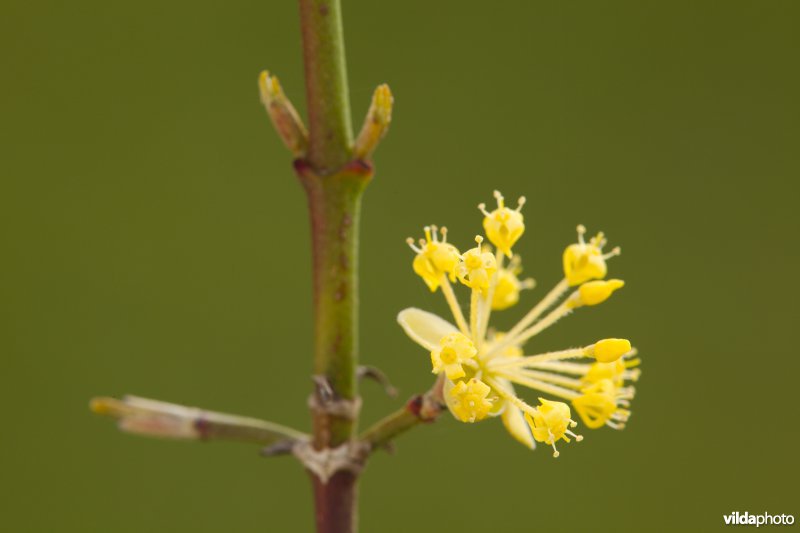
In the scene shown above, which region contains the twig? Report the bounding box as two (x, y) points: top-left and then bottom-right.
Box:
(91, 396), (307, 446)
(359, 377), (446, 452)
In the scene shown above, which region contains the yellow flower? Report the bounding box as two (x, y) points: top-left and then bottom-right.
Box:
(562, 224), (621, 286)
(524, 398), (582, 457)
(584, 356), (641, 387)
(447, 378), (494, 423)
(572, 379), (633, 430)
(478, 190), (526, 258)
(399, 191), (640, 457)
(407, 226), (460, 292)
(491, 255), (535, 311)
(430, 332), (478, 380)
(456, 236), (497, 294)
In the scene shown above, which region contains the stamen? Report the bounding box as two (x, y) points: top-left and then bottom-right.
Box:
(440, 226), (449, 243)
(423, 226), (432, 243)
(431, 224), (440, 242)
(590, 231), (606, 248)
(550, 434), (560, 457)
(516, 196), (526, 212)
(406, 237), (422, 254)
(617, 387), (636, 400)
(612, 411), (630, 422)
(625, 368), (642, 381)
(477, 203), (491, 217)
(493, 190), (505, 209)
(576, 224), (586, 245)
(566, 429), (584, 442)
(603, 246), (621, 260)
(606, 421), (625, 430)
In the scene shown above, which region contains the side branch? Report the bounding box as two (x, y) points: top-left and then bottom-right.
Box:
(359, 377), (446, 451)
(91, 396), (307, 446)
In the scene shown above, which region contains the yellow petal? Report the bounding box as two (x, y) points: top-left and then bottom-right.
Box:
(501, 402), (535, 449)
(397, 308), (459, 351)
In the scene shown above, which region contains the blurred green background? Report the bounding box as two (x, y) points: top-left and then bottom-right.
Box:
(2, 1), (798, 531)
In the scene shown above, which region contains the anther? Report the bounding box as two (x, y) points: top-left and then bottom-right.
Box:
(568, 431), (584, 442)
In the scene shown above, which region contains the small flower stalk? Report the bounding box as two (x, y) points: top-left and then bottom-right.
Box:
(399, 191), (641, 457)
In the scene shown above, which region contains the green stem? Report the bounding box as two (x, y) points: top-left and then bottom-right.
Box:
(297, 137), (369, 533)
(298, 161), (369, 449)
(298, 0), (354, 174)
(296, 2), (364, 532)
(360, 407), (421, 450)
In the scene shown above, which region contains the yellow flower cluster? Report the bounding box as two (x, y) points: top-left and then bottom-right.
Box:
(399, 191), (640, 457)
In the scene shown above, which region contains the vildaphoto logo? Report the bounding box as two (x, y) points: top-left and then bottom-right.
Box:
(724, 512), (795, 527)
